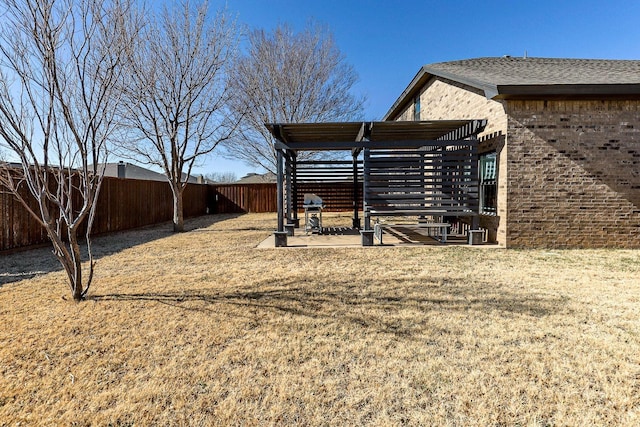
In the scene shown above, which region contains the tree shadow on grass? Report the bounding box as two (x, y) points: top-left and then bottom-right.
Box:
(0, 213), (243, 288)
(90, 213), (244, 258)
(92, 277), (571, 339)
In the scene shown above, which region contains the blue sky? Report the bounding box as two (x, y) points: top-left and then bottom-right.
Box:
(199, 0), (640, 177)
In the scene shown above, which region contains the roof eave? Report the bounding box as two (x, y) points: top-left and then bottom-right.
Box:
(494, 84), (640, 99)
(423, 67), (499, 99)
(383, 66), (499, 121)
(383, 66), (430, 121)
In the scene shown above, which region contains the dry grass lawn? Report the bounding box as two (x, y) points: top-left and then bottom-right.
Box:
(1, 213), (639, 426)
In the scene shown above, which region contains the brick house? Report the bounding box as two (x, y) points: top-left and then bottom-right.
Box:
(384, 57), (640, 248)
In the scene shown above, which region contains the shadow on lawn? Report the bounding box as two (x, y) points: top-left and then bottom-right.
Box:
(0, 214), (243, 288)
(90, 213), (244, 259)
(93, 277), (570, 338)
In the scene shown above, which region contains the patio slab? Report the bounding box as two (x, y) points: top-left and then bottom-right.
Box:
(257, 226), (499, 249)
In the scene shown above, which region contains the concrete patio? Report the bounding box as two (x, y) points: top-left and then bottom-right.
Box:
(258, 225), (499, 249)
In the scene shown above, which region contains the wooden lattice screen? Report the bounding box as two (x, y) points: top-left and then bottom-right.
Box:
(363, 140), (479, 218)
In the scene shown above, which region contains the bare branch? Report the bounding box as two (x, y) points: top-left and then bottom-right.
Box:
(0, 0), (138, 301)
(222, 22), (365, 173)
(116, 0), (239, 232)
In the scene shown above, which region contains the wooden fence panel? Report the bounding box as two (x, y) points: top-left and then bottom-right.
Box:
(1, 182), (50, 251)
(93, 177), (176, 233)
(209, 182), (361, 214)
(3, 178), (363, 251)
(296, 182), (361, 212)
(209, 184), (277, 213)
(184, 183), (209, 218)
(1, 176), (209, 252)
(248, 184), (279, 213)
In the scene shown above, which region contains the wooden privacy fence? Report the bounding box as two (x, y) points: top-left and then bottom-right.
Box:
(3, 180), (362, 252)
(296, 182), (362, 212)
(210, 182), (362, 213)
(1, 176), (208, 252)
(92, 177), (209, 233)
(210, 184), (278, 214)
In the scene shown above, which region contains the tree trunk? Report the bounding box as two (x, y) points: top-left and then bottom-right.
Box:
(72, 265), (83, 302)
(69, 237), (84, 301)
(49, 225), (87, 302)
(68, 229), (85, 301)
(173, 188), (185, 232)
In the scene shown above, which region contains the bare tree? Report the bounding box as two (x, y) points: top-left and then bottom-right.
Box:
(205, 171), (237, 183)
(0, 0), (136, 301)
(223, 23), (365, 173)
(117, 0), (238, 232)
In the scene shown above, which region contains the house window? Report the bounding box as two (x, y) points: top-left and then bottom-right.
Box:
(413, 96), (420, 120)
(479, 152), (497, 214)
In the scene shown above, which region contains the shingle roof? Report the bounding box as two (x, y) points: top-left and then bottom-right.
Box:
(425, 57), (640, 87)
(102, 162), (168, 181)
(385, 57), (640, 120)
(101, 162), (198, 183)
(236, 172), (277, 184)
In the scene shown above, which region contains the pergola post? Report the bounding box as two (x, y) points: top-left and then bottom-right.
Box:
(291, 152), (299, 227)
(285, 153), (293, 224)
(362, 147), (371, 231)
(274, 148), (287, 246)
(277, 149), (285, 232)
(360, 147), (374, 246)
(419, 149), (426, 221)
(352, 150), (360, 229)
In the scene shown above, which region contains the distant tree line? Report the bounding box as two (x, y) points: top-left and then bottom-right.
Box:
(205, 172), (238, 183)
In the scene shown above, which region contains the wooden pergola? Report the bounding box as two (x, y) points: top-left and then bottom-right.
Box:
(266, 120), (487, 246)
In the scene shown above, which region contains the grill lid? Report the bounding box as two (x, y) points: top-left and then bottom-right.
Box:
(303, 193), (323, 206)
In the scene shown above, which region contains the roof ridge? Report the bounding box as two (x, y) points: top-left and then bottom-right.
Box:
(426, 56), (640, 65)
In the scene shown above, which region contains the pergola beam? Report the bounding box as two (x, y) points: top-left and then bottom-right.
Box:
(267, 120), (487, 147)
(437, 119), (487, 141)
(275, 139), (478, 151)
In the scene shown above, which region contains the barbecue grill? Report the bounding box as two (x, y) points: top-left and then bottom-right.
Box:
(303, 193), (324, 234)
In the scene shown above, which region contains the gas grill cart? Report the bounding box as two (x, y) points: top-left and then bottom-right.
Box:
(303, 193), (324, 234)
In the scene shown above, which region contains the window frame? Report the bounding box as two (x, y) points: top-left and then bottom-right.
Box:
(479, 151), (497, 215)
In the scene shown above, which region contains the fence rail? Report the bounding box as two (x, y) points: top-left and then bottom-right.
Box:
(2, 179), (360, 252)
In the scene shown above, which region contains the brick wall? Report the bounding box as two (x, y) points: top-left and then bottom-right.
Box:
(506, 100), (640, 248)
(397, 77), (508, 136)
(392, 77), (640, 248)
(396, 77), (509, 245)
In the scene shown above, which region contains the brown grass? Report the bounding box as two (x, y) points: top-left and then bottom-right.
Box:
(1, 213), (639, 426)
